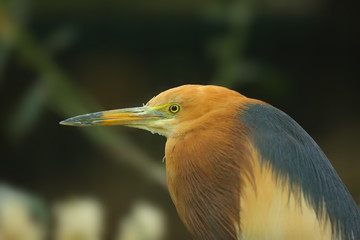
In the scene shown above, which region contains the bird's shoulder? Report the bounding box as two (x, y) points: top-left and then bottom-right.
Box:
(239, 102), (360, 240)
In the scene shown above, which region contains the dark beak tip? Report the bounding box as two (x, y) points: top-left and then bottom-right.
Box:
(59, 119), (71, 126)
(59, 118), (79, 126)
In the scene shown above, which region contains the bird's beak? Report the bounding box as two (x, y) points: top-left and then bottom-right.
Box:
(59, 106), (166, 127)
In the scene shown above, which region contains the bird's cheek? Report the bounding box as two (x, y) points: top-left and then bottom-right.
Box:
(145, 119), (174, 137)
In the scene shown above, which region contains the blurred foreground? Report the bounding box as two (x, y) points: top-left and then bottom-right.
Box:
(0, 184), (167, 240)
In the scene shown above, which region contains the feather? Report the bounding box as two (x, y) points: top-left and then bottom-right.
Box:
(241, 103), (360, 240)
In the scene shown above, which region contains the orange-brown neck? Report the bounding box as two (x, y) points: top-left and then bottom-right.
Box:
(165, 106), (253, 240)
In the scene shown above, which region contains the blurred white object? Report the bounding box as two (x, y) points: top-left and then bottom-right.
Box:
(0, 184), (47, 240)
(54, 198), (104, 240)
(116, 201), (166, 240)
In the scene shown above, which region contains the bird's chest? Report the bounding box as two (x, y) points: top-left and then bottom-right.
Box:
(165, 137), (215, 218)
(165, 134), (217, 204)
(164, 134), (242, 240)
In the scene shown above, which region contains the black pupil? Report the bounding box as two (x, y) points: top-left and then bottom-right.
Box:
(171, 105), (178, 112)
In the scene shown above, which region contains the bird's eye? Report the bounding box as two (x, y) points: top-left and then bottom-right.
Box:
(169, 104), (180, 113)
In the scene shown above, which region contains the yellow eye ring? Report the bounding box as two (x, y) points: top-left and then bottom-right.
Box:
(169, 104), (180, 113)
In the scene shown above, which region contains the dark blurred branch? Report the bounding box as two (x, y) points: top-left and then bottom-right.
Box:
(6, 79), (48, 141)
(0, 2), (167, 189)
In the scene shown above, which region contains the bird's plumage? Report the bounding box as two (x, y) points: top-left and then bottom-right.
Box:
(241, 103), (360, 239)
(153, 85), (360, 240)
(61, 85), (360, 240)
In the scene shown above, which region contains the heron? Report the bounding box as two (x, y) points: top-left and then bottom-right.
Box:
(61, 85), (360, 240)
